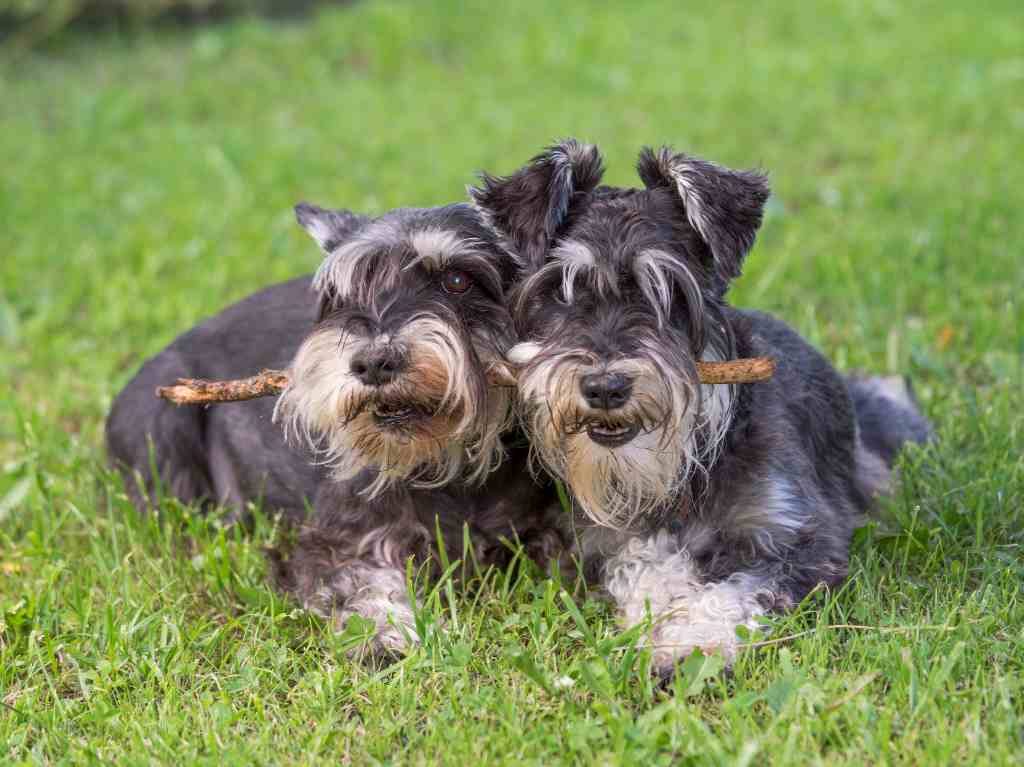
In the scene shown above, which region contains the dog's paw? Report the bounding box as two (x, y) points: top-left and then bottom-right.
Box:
(650, 622), (741, 688)
(332, 599), (419, 661)
(650, 619), (745, 672)
(651, 651), (733, 692)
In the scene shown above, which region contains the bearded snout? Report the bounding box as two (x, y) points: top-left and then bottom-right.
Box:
(524, 350), (684, 420)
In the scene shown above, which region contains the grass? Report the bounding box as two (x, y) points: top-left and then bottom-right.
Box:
(1, 0), (1022, 762)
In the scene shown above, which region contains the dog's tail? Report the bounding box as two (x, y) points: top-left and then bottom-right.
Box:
(847, 374), (933, 498)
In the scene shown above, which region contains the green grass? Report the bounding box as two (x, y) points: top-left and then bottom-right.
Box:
(1, 0), (1022, 763)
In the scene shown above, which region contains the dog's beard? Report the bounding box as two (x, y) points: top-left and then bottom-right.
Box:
(517, 342), (734, 529)
(275, 317), (511, 496)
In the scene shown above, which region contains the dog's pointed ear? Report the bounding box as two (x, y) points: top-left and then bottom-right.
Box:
(637, 147), (769, 286)
(294, 202), (365, 255)
(469, 139), (604, 267)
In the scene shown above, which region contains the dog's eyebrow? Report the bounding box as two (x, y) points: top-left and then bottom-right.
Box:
(632, 248), (706, 330)
(551, 239), (622, 303)
(406, 228), (486, 269)
(314, 235), (382, 298)
(315, 225), (491, 302)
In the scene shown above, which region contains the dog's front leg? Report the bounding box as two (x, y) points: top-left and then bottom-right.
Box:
(270, 484), (430, 659)
(310, 559), (418, 657)
(601, 531), (784, 672)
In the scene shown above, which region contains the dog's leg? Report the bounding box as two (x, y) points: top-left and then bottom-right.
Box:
(300, 558), (418, 656)
(602, 530), (796, 672)
(269, 484), (431, 658)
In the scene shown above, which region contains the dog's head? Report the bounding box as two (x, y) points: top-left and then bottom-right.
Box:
(275, 203), (517, 495)
(473, 143), (769, 528)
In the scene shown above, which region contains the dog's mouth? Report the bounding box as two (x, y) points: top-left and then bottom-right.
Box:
(369, 401), (433, 429)
(585, 421), (640, 448)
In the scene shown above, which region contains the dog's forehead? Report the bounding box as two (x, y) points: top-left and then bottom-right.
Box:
(364, 204), (497, 257)
(521, 188), (711, 329)
(559, 189), (686, 268)
(314, 204), (502, 299)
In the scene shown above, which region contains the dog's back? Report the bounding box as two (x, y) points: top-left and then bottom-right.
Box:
(105, 276), (320, 518)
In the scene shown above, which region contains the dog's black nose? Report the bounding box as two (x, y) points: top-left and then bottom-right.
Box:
(350, 346), (406, 386)
(580, 372), (633, 410)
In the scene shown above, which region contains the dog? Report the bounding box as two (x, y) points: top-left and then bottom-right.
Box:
(471, 140), (931, 673)
(106, 201), (567, 655)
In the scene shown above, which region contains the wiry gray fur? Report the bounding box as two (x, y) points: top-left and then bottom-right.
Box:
(473, 141), (932, 673)
(106, 200), (567, 658)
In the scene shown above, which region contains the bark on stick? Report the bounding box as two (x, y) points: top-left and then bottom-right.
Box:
(156, 358), (775, 405)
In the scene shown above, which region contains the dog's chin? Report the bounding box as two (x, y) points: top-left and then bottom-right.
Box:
(585, 421), (641, 448)
(350, 389), (448, 433)
(342, 408), (462, 481)
(361, 403), (461, 448)
(551, 425), (683, 530)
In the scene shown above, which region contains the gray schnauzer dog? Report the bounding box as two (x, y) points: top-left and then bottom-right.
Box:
(472, 140), (931, 671)
(106, 202), (565, 655)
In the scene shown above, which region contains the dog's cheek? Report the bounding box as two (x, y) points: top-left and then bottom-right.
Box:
(405, 358), (452, 402)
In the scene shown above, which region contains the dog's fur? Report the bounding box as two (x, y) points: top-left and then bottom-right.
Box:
(107, 202), (566, 655)
(472, 141), (932, 671)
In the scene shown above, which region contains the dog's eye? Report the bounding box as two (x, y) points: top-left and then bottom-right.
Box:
(441, 270), (473, 295)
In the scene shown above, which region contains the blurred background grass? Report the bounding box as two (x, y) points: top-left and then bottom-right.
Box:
(0, 1), (1021, 762)
(2, 0), (1021, 443)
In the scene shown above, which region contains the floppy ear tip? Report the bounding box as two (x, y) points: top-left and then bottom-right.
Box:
(295, 201), (351, 254)
(467, 175), (511, 235)
(636, 145), (657, 165)
(552, 137), (600, 161)
(636, 145), (676, 189)
(294, 202), (325, 229)
(573, 141), (605, 190)
(749, 170), (772, 204)
(736, 163), (771, 193)
(548, 138), (604, 189)
(467, 173), (496, 200)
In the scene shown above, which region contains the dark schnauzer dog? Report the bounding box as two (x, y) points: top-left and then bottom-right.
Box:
(106, 202), (565, 655)
(472, 140), (931, 671)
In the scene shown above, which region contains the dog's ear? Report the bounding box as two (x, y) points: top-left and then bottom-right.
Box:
(470, 139), (604, 267)
(295, 202), (367, 319)
(294, 202), (366, 255)
(637, 147), (769, 286)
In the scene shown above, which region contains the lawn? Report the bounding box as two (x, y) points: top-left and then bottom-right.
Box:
(1, 0), (1022, 763)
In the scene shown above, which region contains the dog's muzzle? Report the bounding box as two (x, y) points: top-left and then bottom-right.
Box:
(577, 372), (641, 447)
(580, 372), (633, 410)
(350, 344), (407, 387)
(342, 341), (449, 431)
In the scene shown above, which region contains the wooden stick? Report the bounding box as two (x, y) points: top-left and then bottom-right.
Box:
(156, 357), (775, 406)
(695, 357), (775, 385)
(156, 370), (291, 405)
